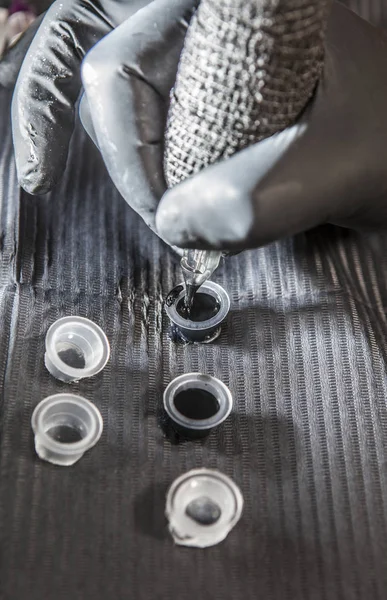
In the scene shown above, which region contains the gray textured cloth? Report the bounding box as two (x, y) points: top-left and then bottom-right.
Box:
(165, 0), (330, 187)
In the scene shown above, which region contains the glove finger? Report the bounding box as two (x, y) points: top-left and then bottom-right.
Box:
(79, 90), (183, 255)
(12, 0), (152, 194)
(81, 0), (198, 231)
(155, 118), (336, 251)
(80, 88), (184, 256)
(12, 3), (110, 194)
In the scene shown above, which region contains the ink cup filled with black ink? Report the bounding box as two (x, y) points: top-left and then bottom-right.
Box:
(163, 373), (233, 439)
(165, 281), (230, 343)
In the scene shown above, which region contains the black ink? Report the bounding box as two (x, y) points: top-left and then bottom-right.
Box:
(174, 388), (220, 420)
(176, 293), (220, 322)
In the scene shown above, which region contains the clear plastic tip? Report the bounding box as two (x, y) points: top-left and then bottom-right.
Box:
(180, 250), (222, 289)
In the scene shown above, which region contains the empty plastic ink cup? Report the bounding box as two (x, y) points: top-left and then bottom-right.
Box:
(166, 468), (244, 548)
(163, 373), (233, 439)
(165, 281), (230, 343)
(31, 393), (103, 466)
(44, 316), (110, 383)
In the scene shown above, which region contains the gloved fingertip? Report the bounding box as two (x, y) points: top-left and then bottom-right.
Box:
(155, 192), (190, 246)
(20, 181), (51, 195)
(18, 170), (55, 195)
(14, 146), (63, 194)
(156, 197), (215, 249)
(13, 134), (69, 194)
(156, 175), (249, 250)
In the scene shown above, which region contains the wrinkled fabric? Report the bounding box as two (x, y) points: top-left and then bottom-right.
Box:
(1, 1), (387, 598)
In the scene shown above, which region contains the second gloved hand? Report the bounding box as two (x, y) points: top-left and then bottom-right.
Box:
(80, 0), (387, 250)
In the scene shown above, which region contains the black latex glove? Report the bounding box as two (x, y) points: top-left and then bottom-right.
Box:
(77, 0), (387, 249)
(79, 0), (198, 233)
(11, 0), (153, 195)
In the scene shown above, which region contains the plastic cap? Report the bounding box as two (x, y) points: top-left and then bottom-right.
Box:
(166, 468), (243, 548)
(165, 281), (230, 343)
(163, 373), (233, 436)
(31, 393), (103, 466)
(44, 316), (110, 382)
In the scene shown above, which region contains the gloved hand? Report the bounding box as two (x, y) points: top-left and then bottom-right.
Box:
(77, 0), (387, 249)
(11, 0), (153, 195)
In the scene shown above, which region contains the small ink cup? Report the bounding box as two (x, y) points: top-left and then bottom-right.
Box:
(44, 316), (110, 383)
(166, 468), (244, 548)
(163, 373), (233, 439)
(165, 281), (230, 343)
(31, 393), (103, 466)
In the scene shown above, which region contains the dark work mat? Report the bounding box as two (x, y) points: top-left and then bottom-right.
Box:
(1, 82), (387, 600)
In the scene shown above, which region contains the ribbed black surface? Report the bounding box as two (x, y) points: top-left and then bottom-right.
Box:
(1, 5), (387, 594)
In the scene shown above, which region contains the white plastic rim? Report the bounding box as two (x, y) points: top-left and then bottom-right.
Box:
(44, 316), (110, 382)
(31, 394), (103, 466)
(166, 468), (244, 548)
(163, 373), (233, 431)
(165, 281), (230, 332)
